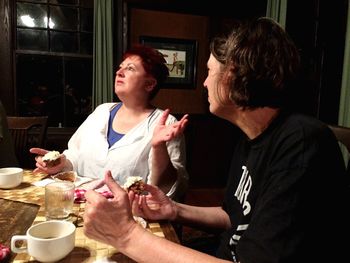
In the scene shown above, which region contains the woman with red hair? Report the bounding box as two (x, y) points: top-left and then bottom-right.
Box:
(31, 45), (188, 200)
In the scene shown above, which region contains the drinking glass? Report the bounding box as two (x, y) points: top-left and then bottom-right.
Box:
(45, 181), (75, 220)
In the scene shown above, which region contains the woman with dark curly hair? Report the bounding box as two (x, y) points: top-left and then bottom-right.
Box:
(83, 17), (349, 263)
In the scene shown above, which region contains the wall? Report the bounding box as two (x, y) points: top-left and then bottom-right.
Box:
(130, 8), (210, 114)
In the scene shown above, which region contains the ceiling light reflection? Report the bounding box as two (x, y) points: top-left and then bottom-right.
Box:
(20, 15), (35, 27)
(44, 17), (55, 29)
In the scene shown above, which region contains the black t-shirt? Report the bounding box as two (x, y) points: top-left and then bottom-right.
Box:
(217, 112), (349, 263)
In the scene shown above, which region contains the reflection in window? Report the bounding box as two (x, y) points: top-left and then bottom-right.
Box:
(15, 0), (93, 127)
(17, 3), (47, 28)
(50, 6), (78, 31)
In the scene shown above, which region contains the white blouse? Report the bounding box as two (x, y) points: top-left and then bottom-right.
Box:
(63, 103), (188, 198)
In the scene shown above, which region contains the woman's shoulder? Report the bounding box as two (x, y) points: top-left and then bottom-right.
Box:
(283, 113), (329, 134)
(273, 112), (334, 145)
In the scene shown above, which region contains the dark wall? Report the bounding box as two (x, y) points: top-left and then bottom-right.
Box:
(183, 114), (239, 188)
(286, 0), (348, 124)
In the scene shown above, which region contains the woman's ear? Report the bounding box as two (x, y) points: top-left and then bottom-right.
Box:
(145, 78), (157, 92)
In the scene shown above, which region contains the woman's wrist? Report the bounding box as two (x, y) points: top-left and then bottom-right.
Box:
(170, 200), (179, 221)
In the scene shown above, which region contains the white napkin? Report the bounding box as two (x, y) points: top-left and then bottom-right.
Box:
(33, 175), (93, 187)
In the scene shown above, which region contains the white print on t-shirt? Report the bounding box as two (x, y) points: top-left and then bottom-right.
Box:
(234, 165), (252, 215)
(229, 224), (248, 261)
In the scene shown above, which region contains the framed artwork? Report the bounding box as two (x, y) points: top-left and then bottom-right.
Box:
(140, 36), (197, 89)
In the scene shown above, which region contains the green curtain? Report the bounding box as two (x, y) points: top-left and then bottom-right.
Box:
(338, 0), (350, 162)
(92, 0), (114, 109)
(266, 0), (288, 28)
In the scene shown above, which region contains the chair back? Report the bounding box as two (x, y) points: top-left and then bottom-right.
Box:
(328, 124), (350, 188)
(328, 125), (350, 153)
(7, 116), (48, 168)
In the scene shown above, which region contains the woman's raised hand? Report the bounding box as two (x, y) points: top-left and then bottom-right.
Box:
(152, 109), (188, 147)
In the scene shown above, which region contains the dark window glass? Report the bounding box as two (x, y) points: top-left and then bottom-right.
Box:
(17, 28), (48, 50)
(64, 58), (92, 126)
(80, 32), (93, 54)
(81, 8), (93, 32)
(81, 0), (93, 8)
(49, 0), (78, 5)
(51, 31), (78, 52)
(17, 3), (47, 28)
(50, 6), (78, 31)
(20, 0), (47, 3)
(16, 54), (92, 127)
(16, 54), (63, 126)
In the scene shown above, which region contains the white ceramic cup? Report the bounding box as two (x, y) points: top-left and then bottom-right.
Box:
(0, 167), (23, 189)
(11, 220), (76, 262)
(45, 181), (75, 220)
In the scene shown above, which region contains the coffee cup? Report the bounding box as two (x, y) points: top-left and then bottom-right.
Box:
(0, 167), (23, 189)
(11, 220), (76, 262)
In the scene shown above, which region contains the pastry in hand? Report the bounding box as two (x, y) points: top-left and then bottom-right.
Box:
(42, 151), (61, 167)
(123, 176), (145, 194)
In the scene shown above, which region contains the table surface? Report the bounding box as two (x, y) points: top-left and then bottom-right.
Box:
(0, 170), (179, 262)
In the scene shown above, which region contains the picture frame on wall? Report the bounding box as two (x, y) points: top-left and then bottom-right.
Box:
(140, 36), (197, 89)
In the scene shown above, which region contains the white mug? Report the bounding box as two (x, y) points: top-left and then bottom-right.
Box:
(0, 167), (23, 189)
(11, 220), (76, 262)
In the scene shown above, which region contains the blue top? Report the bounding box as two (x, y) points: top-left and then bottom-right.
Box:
(107, 103), (124, 148)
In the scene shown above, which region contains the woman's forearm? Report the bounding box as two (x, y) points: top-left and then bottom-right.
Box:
(174, 203), (231, 231)
(151, 143), (177, 193)
(119, 225), (231, 263)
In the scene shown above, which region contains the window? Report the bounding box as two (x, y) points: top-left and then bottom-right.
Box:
(15, 0), (93, 127)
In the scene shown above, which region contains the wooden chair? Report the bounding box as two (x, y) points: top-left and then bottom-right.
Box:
(328, 124), (350, 154)
(328, 124), (350, 187)
(7, 116), (48, 168)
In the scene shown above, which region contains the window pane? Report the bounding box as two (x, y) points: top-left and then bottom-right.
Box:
(80, 32), (92, 54)
(17, 28), (48, 51)
(17, 3), (48, 28)
(51, 31), (78, 53)
(16, 54), (63, 126)
(81, 8), (93, 32)
(50, 6), (78, 30)
(20, 0), (47, 2)
(49, 0), (78, 5)
(81, 0), (93, 8)
(64, 58), (92, 126)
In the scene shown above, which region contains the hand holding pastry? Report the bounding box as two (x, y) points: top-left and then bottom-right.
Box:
(123, 176), (145, 195)
(30, 148), (67, 174)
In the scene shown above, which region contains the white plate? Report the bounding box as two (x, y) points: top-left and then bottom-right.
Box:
(33, 174), (93, 187)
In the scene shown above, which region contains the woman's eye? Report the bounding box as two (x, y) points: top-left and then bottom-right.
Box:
(127, 66), (135, 71)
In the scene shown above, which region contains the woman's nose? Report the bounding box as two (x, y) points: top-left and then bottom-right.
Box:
(203, 78), (208, 89)
(116, 68), (124, 76)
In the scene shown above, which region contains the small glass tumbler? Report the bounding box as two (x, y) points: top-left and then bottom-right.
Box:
(45, 181), (75, 220)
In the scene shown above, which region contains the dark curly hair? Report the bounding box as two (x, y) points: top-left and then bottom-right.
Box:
(210, 17), (300, 109)
(123, 44), (169, 100)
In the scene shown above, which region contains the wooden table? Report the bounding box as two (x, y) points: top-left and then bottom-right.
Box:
(0, 170), (179, 262)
